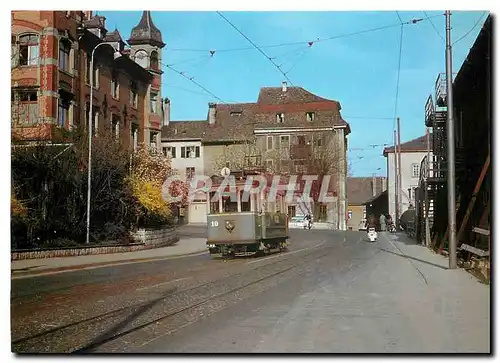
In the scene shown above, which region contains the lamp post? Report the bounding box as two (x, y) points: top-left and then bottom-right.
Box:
(86, 43), (122, 244)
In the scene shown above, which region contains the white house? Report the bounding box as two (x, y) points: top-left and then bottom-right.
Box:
(383, 134), (432, 221)
(161, 121), (207, 224)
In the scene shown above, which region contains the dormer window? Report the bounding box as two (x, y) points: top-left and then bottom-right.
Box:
(230, 111), (242, 116)
(276, 113), (284, 123)
(306, 112), (315, 122)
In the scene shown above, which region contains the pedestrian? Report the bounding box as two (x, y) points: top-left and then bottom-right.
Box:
(379, 213), (386, 231)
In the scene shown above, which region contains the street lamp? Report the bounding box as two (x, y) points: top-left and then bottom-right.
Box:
(86, 43), (122, 244)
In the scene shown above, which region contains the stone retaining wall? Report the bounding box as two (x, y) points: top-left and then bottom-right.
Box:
(130, 226), (179, 247)
(11, 226), (179, 261)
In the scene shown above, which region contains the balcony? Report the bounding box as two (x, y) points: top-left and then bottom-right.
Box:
(435, 73), (447, 108)
(424, 95), (434, 127)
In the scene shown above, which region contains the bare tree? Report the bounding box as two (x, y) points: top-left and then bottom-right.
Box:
(210, 126), (262, 174)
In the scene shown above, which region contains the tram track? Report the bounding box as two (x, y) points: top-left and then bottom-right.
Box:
(12, 241), (333, 353)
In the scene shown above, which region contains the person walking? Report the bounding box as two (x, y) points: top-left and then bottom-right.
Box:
(379, 213), (386, 231)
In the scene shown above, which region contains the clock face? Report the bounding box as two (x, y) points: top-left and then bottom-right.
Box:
(221, 167), (230, 176)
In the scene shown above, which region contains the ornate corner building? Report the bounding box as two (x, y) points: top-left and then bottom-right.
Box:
(11, 10), (165, 151)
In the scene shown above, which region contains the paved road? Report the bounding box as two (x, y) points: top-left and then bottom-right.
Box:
(11, 230), (490, 353)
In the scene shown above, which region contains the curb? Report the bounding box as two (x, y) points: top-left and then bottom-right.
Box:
(11, 248), (209, 279)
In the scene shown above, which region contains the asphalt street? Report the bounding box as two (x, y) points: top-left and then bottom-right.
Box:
(11, 229), (490, 353)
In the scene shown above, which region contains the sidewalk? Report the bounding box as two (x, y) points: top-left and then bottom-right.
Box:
(378, 232), (490, 352)
(11, 237), (208, 278)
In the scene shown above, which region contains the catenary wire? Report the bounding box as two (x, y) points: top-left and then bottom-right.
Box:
(423, 11), (445, 41)
(453, 11), (489, 45)
(216, 11), (296, 87)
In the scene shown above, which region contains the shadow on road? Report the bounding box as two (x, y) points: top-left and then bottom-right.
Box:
(378, 247), (448, 271)
(72, 288), (176, 353)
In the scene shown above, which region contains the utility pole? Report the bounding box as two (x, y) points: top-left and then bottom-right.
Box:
(445, 10), (457, 269)
(425, 127), (431, 247)
(397, 117), (403, 229)
(393, 129), (399, 229)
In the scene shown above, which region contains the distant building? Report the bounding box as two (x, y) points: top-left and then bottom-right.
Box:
(346, 176), (387, 231)
(383, 134), (432, 221)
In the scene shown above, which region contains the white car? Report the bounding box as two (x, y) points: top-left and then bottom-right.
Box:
(289, 216), (313, 229)
(289, 216), (306, 229)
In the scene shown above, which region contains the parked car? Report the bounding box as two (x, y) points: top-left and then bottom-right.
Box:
(288, 215), (314, 229)
(289, 216), (306, 229)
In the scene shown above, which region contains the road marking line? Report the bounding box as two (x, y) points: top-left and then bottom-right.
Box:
(247, 241), (326, 265)
(136, 277), (190, 292)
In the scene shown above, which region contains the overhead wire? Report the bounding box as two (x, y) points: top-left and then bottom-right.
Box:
(453, 11), (489, 45)
(396, 11), (404, 25)
(216, 11), (296, 87)
(161, 60), (227, 104)
(162, 83), (215, 98)
(166, 14), (440, 53)
(423, 11), (445, 41)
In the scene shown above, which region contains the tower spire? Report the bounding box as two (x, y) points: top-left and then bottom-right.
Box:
(127, 11), (165, 48)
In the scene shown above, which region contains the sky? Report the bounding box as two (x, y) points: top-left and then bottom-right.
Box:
(99, 10), (488, 177)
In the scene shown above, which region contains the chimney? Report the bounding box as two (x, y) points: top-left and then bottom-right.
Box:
(372, 176), (377, 196)
(163, 97), (170, 126)
(382, 177), (387, 191)
(282, 81), (287, 92)
(208, 102), (216, 125)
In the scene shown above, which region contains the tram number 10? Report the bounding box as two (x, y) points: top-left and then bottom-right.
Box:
(210, 220), (219, 227)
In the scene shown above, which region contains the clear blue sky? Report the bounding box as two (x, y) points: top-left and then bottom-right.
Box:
(100, 10), (487, 177)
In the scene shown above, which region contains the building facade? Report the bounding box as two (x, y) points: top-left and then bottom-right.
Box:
(11, 10), (163, 151)
(162, 83), (351, 228)
(383, 135), (432, 222)
(346, 176), (387, 231)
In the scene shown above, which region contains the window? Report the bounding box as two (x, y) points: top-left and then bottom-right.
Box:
(15, 91), (38, 125)
(181, 146), (200, 159)
(111, 114), (120, 140)
(19, 34), (39, 66)
(280, 135), (290, 148)
(316, 137), (323, 147)
(134, 50), (148, 68)
(150, 51), (159, 70)
(111, 71), (119, 99)
(131, 123), (139, 151)
(59, 40), (71, 72)
(319, 204), (327, 222)
(163, 146), (176, 158)
(20, 91), (37, 102)
(58, 98), (70, 127)
(412, 163), (420, 178)
(150, 91), (158, 113)
(150, 133), (158, 150)
(230, 111), (242, 116)
(276, 113), (284, 123)
(86, 55), (98, 86)
(267, 136), (274, 150)
(93, 112), (99, 135)
(306, 112), (315, 122)
(186, 167), (195, 179)
(297, 135), (306, 145)
(130, 81), (138, 108)
(266, 159), (273, 170)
